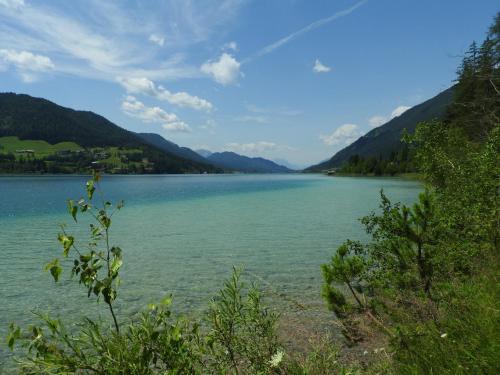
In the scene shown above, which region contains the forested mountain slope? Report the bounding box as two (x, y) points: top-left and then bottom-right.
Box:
(306, 87), (454, 171)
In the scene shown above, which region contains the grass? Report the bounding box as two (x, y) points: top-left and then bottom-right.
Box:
(0, 136), (82, 157)
(96, 147), (146, 171)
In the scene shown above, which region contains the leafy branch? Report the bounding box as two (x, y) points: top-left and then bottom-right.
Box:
(46, 172), (124, 332)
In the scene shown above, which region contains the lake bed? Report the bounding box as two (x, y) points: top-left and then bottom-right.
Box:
(0, 174), (421, 364)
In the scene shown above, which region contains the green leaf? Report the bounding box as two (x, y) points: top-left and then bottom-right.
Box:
(6, 323), (20, 351)
(67, 200), (78, 222)
(86, 180), (96, 200)
(111, 258), (122, 274)
(80, 254), (91, 262)
(58, 234), (74, 257)
(161, 295), (173, 307)
(111, 246), (122, 257)
(100, 214), (111, 229)
(93, 281), (104, 296)
(45, 259), (62, 282)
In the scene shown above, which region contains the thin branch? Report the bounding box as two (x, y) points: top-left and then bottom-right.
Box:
(489, 79), (500, 96)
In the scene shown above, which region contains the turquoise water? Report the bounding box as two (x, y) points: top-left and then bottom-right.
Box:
(0, 174), (421, 365)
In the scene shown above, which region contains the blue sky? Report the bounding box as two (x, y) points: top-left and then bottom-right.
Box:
(0, 0), (498, 167)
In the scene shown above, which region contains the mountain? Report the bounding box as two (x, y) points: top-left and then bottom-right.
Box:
(306, 87), (454, 171)
(207, 152), (292, 173)
(0, 92), (218, 174)
(195, 149), (213, 158)
(137, 133), (210, 165)
(272, 158), (302, 171)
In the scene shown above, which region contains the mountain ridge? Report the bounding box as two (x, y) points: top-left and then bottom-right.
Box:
(306, 87), (455, 171)
(0, 92), (219, 173)
(206, 151), (292, 173)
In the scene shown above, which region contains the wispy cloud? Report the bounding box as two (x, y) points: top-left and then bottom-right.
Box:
(368, 105), (411, 127)
(163, 122), (191, 133)
(199, 119), (217, 134)
(244, 0), (367, 63)
(368, 115), (386, 127)
(313, 59), (331, 73)
(0, 0), (24, 9)
(222, 41), (238, 51)
(149, 34), (165, 47)
(0, 0), (244, 82)
(391, 105), (411, 118)
(121, 95), (191, 133)
(234, 115), (268, 124)
(320, 124), (363, 146)
(226, 141), (278, 154)
(118, 77), (213, 112)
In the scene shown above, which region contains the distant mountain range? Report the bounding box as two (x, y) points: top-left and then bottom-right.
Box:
(0, 93), (218, 173)
(136, 135), (292, 173)
(2, 88), (452, 175)
(203, 151), (292, 173)
(306, 87), (454, 172)
(138, 134), (291, 173)
(195, 149), (213, 158)
(272, 158), (303, 171)
(0, 92), (292, 174)
(137, 133), (209, 165)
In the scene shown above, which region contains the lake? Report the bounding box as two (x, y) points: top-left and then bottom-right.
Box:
(0, 174), (421, 365)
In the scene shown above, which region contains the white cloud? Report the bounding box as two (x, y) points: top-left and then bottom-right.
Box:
(368, 115), (386, 128)
(0, 0), (24, 9)
(391, 105), (411, 118)
(0, 0), (232, 82)
(118, 77), (212, 112)
(320, 124), (362, 146)
(121, 95), (191, 133)
(226, 141), (279, 154)
(162, 122), (191, 133)
(149, 34), (165, 46)
(0, 49), (54, 82)
(313, 59), (331, 73)
(368, 105), (412, 128)
(121, 95), (177, 123)
(222, 41), (238, 51)
(0, 49), (54, 71)
(201, 53), (241, 85)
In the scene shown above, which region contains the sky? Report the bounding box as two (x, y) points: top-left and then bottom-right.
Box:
(0, 0), (498, 167)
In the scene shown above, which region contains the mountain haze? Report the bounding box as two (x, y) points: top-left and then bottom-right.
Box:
(207, 152), (292, 173)
(195, 149), (213, 158)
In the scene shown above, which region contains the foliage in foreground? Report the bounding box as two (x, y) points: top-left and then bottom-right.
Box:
(321, 12), (500, 375)
(6, 173), (284, 374)
(5, 11), (500, 375)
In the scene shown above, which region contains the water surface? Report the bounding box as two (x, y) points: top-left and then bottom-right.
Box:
(0, 174), (421, 365)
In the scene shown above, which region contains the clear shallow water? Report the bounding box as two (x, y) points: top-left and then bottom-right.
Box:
(0, 174), (421, 365)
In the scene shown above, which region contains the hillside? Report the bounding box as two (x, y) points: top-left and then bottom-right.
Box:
(137, 133), (212, 165)
(0, 93), (218, 174)
(306, 87), (454, 171)
(195, 149), (213, 158)
(207, 151), (291, 173)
